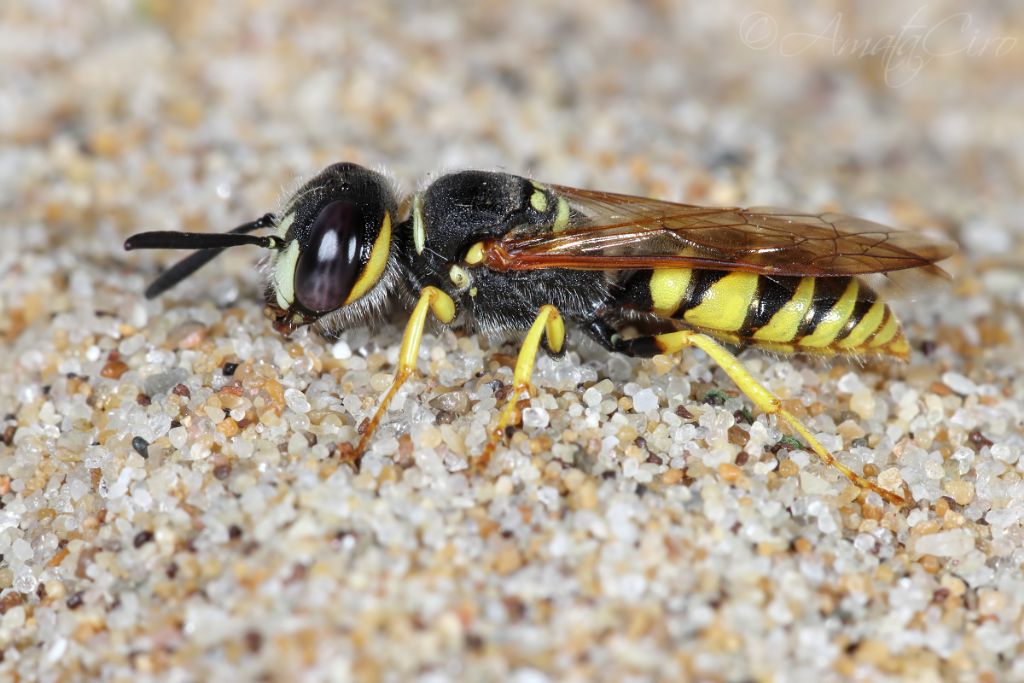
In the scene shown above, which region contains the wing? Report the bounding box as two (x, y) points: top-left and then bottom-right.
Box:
(486, 185), (957, 279)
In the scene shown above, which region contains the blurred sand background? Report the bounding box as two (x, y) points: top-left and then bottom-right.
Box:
(2, 2), (1023, 681)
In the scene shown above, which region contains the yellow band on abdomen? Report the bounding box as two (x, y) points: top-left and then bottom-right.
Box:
(753, 276), (814, 343)
(649, 268), (692, 317)
(799, 279), (859, 348)
(868, 311), (899, 348)
(838, 300), (886, 349)
(683, 271), (759, 333)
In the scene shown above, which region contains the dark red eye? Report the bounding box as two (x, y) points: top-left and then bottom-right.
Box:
(295, 201), (364, 313)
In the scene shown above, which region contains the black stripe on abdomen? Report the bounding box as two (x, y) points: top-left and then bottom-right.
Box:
(743, 275), (803, 336)
(797, 277), (848, 337)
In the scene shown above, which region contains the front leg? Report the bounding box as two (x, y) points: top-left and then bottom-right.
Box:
(352, 286), (456, 464)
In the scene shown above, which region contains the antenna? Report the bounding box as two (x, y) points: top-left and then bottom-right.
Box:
(123, 213), (280, 299)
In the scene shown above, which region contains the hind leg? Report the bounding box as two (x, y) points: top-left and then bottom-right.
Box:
(586, 317), (905, 505)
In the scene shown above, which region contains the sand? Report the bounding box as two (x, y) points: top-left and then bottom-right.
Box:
(2, 2), (1023, 681)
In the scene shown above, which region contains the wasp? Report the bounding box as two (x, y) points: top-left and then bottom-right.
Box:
(125, 162), (957, 505)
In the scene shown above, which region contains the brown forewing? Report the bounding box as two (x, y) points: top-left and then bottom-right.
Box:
(485, 185), (957, 280)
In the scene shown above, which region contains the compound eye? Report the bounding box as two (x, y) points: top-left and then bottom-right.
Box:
(294, 201), (364, 313)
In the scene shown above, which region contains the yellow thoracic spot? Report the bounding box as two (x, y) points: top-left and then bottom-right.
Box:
(412, 193), (426, 255)
(344, 211), (392, 305)
(449, 264), (470, 289)
(838, 300), (885, 349)
(469, 287), (478, 297)
(800, 279), (859, 347)
(650, 268), (693, 317)
(684, 272), (759, 332)
(553, 197), (570, 232)
(753, 277), (814, 343)
(273, 239), (300, 309)
(465, 242), (485, 265)
(529, 181), (549, 211)
(530, 189), (548, 213)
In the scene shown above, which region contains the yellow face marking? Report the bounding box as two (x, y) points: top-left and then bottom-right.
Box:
(553, 197), (570, 232)
(449, 264), (470, 290)
(753, 277), (815, 343)
(469, 287), (478, 297)
(273, 239), (300, 309)
(799, 280), (859, 348)
(683, 272), (759, 332)
(276, 213), (295, 239)
(530, 189), (548, 213)
(344, 211), (391, 305)
(465, 242), (485, 265)
(838, 300), (886, 349)
(649, 268), (693, 317)
(412, 193), (426, 255)
(868, 311), (900, 348)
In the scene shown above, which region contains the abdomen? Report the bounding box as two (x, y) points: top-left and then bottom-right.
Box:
(620, 268), (909, 358)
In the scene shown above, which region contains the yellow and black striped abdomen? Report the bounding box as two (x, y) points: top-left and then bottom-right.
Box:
(621, 268), (909, 358)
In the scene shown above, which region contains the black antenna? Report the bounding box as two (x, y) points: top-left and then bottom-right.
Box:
(124, 214), (279, 299)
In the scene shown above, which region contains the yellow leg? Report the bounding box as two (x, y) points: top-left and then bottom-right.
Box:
(654, 330), (905, 506)
(352, 286), (456, 463)
(474, 305), (565, 472)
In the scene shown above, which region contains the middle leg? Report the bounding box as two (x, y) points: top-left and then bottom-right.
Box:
(473, 304), (565, 472)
